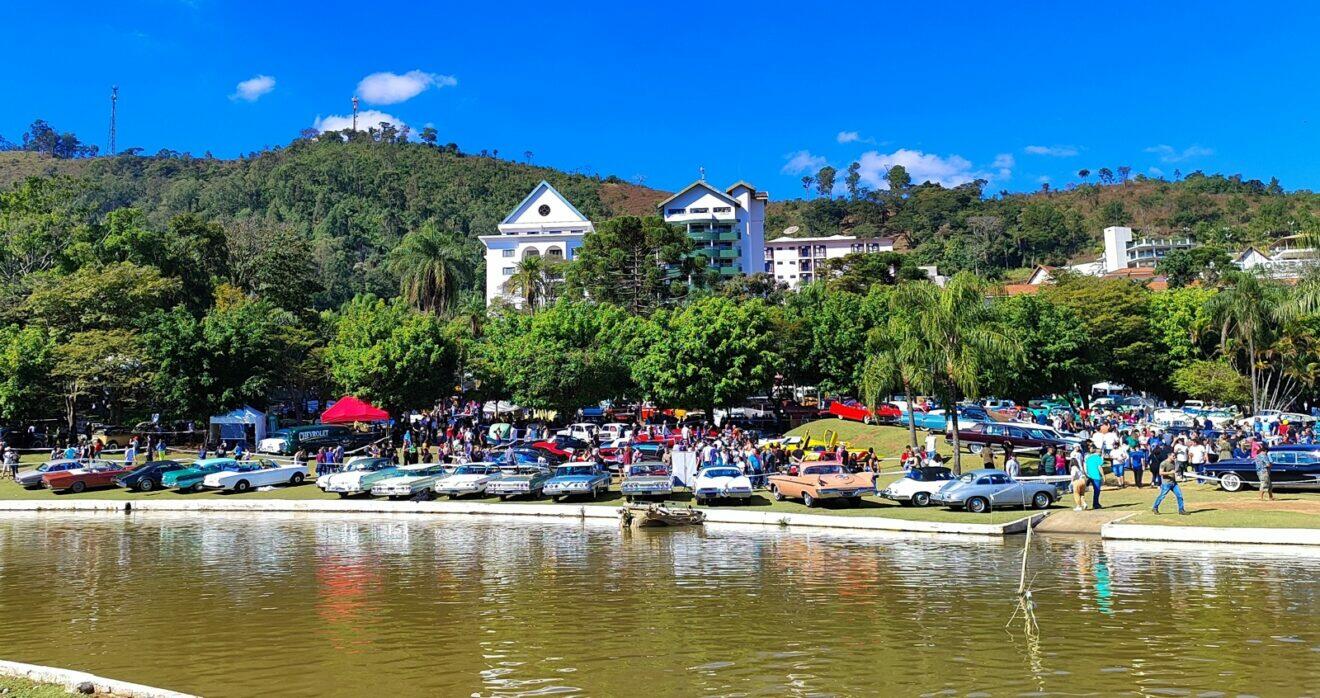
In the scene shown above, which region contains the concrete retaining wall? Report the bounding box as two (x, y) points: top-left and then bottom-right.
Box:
(0, 499), (1039, 537)
(1102, 522), (1320, 546)
(0, 659), (197, 698)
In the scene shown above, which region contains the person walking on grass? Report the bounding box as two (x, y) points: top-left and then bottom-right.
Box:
(1152, 449), (1188, 515)
(1069, 452), (1088, 511)
(1110, 440), (1129, 489)
(1084, 445), (1105, 510)
(1255, 449), (1274, 501)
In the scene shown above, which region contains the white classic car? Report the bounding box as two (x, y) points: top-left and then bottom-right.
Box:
(597, 422), (633, 444)
(433, 462), (503, 498)
(691, 466), (754, 505)
(201, 458), (308, 493)
(316, 456), (399, 497)
(370, 464), (451, 499)
(556, 422), (599, 443)
(878, 466), (955, 507)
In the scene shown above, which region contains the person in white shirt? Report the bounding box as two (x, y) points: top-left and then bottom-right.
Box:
(1004, 452), (1020, 479)
(1110, 442), (1130, 488)
(924, 433), (938, 459)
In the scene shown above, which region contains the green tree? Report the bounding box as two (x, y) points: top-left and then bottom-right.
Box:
(845, 162), (863, 199)
(51, 329), (148, 431)
(1158, 245), (1234, 289)
(503, 255), (561, 312)
(1041, 274), (1158, 397)
(199, 288), (317, 411)
(632, 296), (781, 412)
(25, 262), (180, 332)
(1146, 286), (1216, 370)
(1171, 359), (1250, 405)
(565, 216), (697, 314)
(815, 166), (837, 198)
(1206, 272), (1280, 412)
(225, 219), (321, 312)
(982, 293), (1092, 404)
(0, 324), (57, 422)
(324, 295), (457, 414)
(387, 223), (477, 313)
(890, 273), (1020, 473)
(886, 165), (911, 193)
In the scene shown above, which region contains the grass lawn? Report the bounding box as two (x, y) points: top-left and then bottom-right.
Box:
(0, 675), (72, 698)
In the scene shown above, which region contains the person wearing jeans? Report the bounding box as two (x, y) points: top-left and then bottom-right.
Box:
(1152, 454), (1187, 515)
(1083, 445), (1105, 510)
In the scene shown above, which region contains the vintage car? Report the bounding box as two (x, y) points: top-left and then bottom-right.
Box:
(114, 460), (187, 492)
(599, 441), (666, 468)
(878, 466), (956, 506)
(768, 462), (875, 507)
(202, 458), (307, 492)
(486, 465), (554, 500)
(620, 462), (674, 501)
(498, 446), (563, 467)
(15, 460), (90, 489)
(315, 456), (399, 497)
(370, 464), (451, 499)
(532, 435), (593, 458)
(1196, 444), (1320, 492)
(90, 424), (136, 449)
(44, 461), (134, 494)
(162, 458), (240, 492)
(433, 462), (503, 498)
(930, 468), (1059, 513)
(950, 421), (1082, 457)
(825, 400), (901, 424)
(597, 422), (633, 444)
(555, 422), (599, 443)
(903, 406), (991, 432)
(542, 463), (612, 501)
(256, 424), (381, 455)
(691, 466), (754, 505)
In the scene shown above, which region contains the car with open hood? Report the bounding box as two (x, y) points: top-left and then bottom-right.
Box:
(542, 463), (612, 501)
(316, 456), (400, 497)
(692, 466), (754, 505)
(879, 466), (956, 507)
(929, 468), (1059, 513)
(768, 462), (874, 507)
(486, 465), (554, 500)
(433, 462), (503, 498)
(15, 460), (90, 489)
(620, 462), (673, 501)
(370, 464), (451, 499)
(162, 458), (239, 492)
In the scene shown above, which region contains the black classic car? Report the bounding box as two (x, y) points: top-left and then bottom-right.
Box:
(1196, 444), (1320, 492)
(113, 460), (188, 492)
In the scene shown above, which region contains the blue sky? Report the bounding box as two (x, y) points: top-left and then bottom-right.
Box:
(3, 1), (1318, 197)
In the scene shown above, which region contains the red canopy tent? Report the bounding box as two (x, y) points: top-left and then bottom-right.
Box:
(320, 396), (390, 424)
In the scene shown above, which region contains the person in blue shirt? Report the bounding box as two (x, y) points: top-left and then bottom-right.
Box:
(1083, 445), (1105, 510)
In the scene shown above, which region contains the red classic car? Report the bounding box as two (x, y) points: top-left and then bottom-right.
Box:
(44, 462), (134, 494)
(826, 400), (901, 424)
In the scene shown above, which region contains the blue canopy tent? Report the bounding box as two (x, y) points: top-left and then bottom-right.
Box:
(208, 406), (267, 448)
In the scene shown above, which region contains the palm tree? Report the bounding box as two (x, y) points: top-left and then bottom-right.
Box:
(890, 273), (1020, 474)
(1207, 271), (1279, 413)
(860, 310), (933, 451)
(504, 256), (563, 312)
(387, 225), (475, 313)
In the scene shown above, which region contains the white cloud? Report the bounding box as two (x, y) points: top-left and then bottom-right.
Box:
(855, 148), (997, 189)
(230, 74), (275, 102)
(313, 109), (406, 133)
(356, 70), (457, 105)
(1036, 175), (1052, 184)
(781, 150), (828, 175)
(837, 130), (861, 144)
(1024, 144), (1078, 157)
(1145, 144), (1213, 163)
(1148, 166), (1165, 178)
(991, 153), (1014, 180)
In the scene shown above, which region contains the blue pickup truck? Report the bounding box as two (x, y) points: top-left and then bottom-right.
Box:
(1196, 444), (1320, 492)
(902, 405), (994, 432)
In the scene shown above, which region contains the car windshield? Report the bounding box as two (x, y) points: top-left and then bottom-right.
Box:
(557, 465), (595, 476)
(957, 473), (978, 484)
(628, 466), (662, 477)
(704, 468), (741, 479)
(454, 465), (486, 475)
(803, 465), (843, 475)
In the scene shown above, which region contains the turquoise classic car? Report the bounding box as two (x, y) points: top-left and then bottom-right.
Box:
(161, 457), (239, 492)
(542, 463), (612, 502)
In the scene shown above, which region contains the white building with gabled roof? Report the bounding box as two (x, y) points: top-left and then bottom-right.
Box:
(478, 180), (594, 306)
(657, 179), (767, 277)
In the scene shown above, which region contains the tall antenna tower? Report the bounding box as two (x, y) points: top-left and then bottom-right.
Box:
(108, 86), (119, 155)
(351, 96), (359, 132)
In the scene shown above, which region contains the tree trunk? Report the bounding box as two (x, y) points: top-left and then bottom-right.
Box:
(1248, 336), (1259, 414)
(948, 387), (963, 475)
(904, 383), (918, 450)
(64, 392), (76, 437)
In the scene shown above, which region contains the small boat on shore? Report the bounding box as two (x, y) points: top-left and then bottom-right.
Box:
(619, 502), (706, 529)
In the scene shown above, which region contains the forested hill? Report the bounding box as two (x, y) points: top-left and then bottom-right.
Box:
(768, 171), (1320, 276)
(0, 138), (668, 308)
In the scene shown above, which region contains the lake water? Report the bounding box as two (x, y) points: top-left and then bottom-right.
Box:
(0, 513), (1317, 697)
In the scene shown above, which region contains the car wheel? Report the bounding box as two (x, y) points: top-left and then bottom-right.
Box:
(803, 492), (816, 508)
(847, 497), (861, 508)
(137, 479), (155, 492)
(107, 441), (120, 449)
(553, 495), (563, 503)
(625, 495), (633, 503)
(694, 497), (705, 506)
(966, 496), (990, 514)
(69, 481), (86, 494)
(289, 472), (305, 485)
(234, 480), (251, 493)
(912, 491), (931, 507)
(338, 492), (350, 498)
(1031, 492), (1052, 510)
(968, 444), (983, 455)
(1220, 472), (1243, 492)
(771, 486), (784, 501)
(190, 483), (203, 493)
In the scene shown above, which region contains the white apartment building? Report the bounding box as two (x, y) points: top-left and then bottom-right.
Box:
(477, 181), (593, 306)
(1101, 226), (1195, 273)
(764, 235), (895, 289)
(657, 180), (767, 277)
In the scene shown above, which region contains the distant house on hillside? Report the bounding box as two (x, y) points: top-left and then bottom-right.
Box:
(657, 180), (767, 277)
(478, 181), (593, 306)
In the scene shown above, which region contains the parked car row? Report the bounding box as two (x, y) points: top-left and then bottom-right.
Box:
(15, 457), (308, 494)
